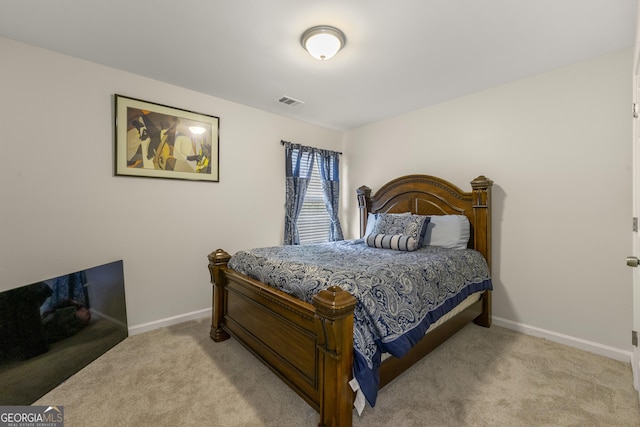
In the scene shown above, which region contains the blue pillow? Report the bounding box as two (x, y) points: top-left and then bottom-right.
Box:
(371, 213), (430, 247)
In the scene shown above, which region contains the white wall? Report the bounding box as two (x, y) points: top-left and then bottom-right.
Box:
(0, 38), (341, 330)
(343, 49), (633, 355)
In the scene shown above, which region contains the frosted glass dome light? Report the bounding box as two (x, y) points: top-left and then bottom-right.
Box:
(301, 26), (346, 60)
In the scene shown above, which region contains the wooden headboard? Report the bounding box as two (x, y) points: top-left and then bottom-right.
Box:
(356, 174), (493, 268)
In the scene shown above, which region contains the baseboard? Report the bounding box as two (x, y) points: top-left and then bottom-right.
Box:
(492, 316), (633, 364)
(128, 308), (210, 336)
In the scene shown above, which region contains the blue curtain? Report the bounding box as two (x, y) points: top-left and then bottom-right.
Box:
(283, 142), (314, 245)
(316, 149), (344, 241)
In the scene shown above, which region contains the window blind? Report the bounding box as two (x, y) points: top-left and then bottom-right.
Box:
(297, 154), (331, 244)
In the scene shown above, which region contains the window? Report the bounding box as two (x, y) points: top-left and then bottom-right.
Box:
(283, 141), (342, 245)
(297, 159), (331, 244)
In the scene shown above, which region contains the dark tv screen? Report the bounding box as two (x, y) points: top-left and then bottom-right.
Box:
(0, 260), (128, 405)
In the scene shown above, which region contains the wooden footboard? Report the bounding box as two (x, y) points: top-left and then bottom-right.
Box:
(208, 249), (356, 427)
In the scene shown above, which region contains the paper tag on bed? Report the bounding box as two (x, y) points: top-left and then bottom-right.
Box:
(349, 378), (366, 415)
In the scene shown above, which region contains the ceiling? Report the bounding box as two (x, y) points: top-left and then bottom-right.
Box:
(0, 1), (637, 130)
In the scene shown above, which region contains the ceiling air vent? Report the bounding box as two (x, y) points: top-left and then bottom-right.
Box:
(278, 96), (305, 106)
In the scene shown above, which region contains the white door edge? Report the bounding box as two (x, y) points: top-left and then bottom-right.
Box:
(632, 0), (640, 397)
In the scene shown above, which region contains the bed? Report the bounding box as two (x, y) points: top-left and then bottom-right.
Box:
(207, 174), (493, 427)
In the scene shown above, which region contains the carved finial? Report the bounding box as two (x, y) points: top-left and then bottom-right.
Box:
(208, 249), (231, 265)
(356, 186), (371, 197)
(312, 286), (357, 318)
(471, 175), (493, 190)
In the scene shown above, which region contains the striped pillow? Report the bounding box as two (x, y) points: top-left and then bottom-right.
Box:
(366, 233), (418, 251)
(371, 213), (430, 247)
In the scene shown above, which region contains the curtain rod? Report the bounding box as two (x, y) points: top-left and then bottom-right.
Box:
(280, 140), (342, 155)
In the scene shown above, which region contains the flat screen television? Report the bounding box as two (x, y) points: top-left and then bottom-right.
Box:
(0, 260), (128, 405)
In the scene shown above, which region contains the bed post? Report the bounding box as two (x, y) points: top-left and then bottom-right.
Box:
(470, 176), (493, 328)
(312, 286), (357, 427)
(207, 249), (231, 342)
(357, 186), (372, 238)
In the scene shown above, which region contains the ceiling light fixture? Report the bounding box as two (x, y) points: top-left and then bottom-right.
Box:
(301, 25), (346, 61)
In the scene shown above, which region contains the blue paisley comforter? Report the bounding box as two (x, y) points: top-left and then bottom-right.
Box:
(228, 239), (492, 406)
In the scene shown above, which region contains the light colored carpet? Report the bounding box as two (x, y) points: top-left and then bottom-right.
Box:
(34, 318), (640, 426)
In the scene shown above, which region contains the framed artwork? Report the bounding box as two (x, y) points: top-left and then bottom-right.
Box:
(114, 94), (219, 182)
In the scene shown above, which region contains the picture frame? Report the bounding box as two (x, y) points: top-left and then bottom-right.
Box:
(114, 94), (219, 182)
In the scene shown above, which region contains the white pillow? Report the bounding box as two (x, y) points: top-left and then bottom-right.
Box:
(364, 213), (377, 237)
(424, 215), (470, 250)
